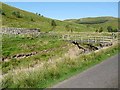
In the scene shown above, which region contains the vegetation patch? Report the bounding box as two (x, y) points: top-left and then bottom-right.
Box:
(78, 20), (108, 24)
(0, 9), (6, 15)
(12, 11), (22, 18)
(2, 43), (119, 88)
(1, 2), (119, 89)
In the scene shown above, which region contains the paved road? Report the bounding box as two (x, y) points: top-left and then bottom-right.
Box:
(52, 54), (119, 88)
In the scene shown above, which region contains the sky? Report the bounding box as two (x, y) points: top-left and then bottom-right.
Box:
(1, 0), (120, 2)
(5, 2), (118, 20)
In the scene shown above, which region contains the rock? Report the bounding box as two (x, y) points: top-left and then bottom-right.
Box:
(2, 27), (40, 35)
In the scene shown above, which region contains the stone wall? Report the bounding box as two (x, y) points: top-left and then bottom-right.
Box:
(1, 27), (40, 35)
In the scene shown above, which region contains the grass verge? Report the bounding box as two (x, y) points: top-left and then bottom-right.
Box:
(43, 43), (119, 88)
(2, 43), (119, 88)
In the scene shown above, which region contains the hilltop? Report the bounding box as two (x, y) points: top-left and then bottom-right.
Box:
(64, 16), (118, 32)
(1, 2), (94, 32)
(0, 2), (118, 32)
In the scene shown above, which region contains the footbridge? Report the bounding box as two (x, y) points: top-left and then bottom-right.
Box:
(59, 34), (115, 52)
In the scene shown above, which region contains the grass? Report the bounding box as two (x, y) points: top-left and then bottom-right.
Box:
(2, 34), (72, 74)
(2, 43), (119, 88)
(2, 32), (116, 74)
(65, 16), (118, 32)
(2, 34), (63, 57)
(43, 43), (119, 88)
(1, 2), (119, 89)
(1, 2), (118, 32)
(1, 2), (95, 32)
(2, 31), (118, 73)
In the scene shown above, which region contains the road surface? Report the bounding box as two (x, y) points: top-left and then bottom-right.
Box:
(52, 54), (118, 88)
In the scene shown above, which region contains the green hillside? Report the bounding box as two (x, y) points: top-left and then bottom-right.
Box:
(0, 2), (95, 32)
(1, 2), (119, 88)
(65, 17), (118, 32)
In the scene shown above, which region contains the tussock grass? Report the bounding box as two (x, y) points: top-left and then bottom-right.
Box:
(2, 43), (119, 88)
(2, 34), (71, 74)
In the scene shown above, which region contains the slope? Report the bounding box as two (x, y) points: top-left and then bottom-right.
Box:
(1, 2), (94, 32)
(65, 16), (118, 32)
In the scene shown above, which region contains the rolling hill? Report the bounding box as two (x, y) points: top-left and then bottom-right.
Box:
(0, 2), (119, 32)
(1, 2), (119, 88)
(0, 2), (95, 32)
(65, 16), (118, 32)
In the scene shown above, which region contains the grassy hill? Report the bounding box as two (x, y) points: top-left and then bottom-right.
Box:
(1, 2), (95, 32)
(65, 16), (118, 32)
(1, 2), (119, 88)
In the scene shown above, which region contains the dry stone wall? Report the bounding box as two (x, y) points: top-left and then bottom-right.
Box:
(1, 27), (40, 35)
